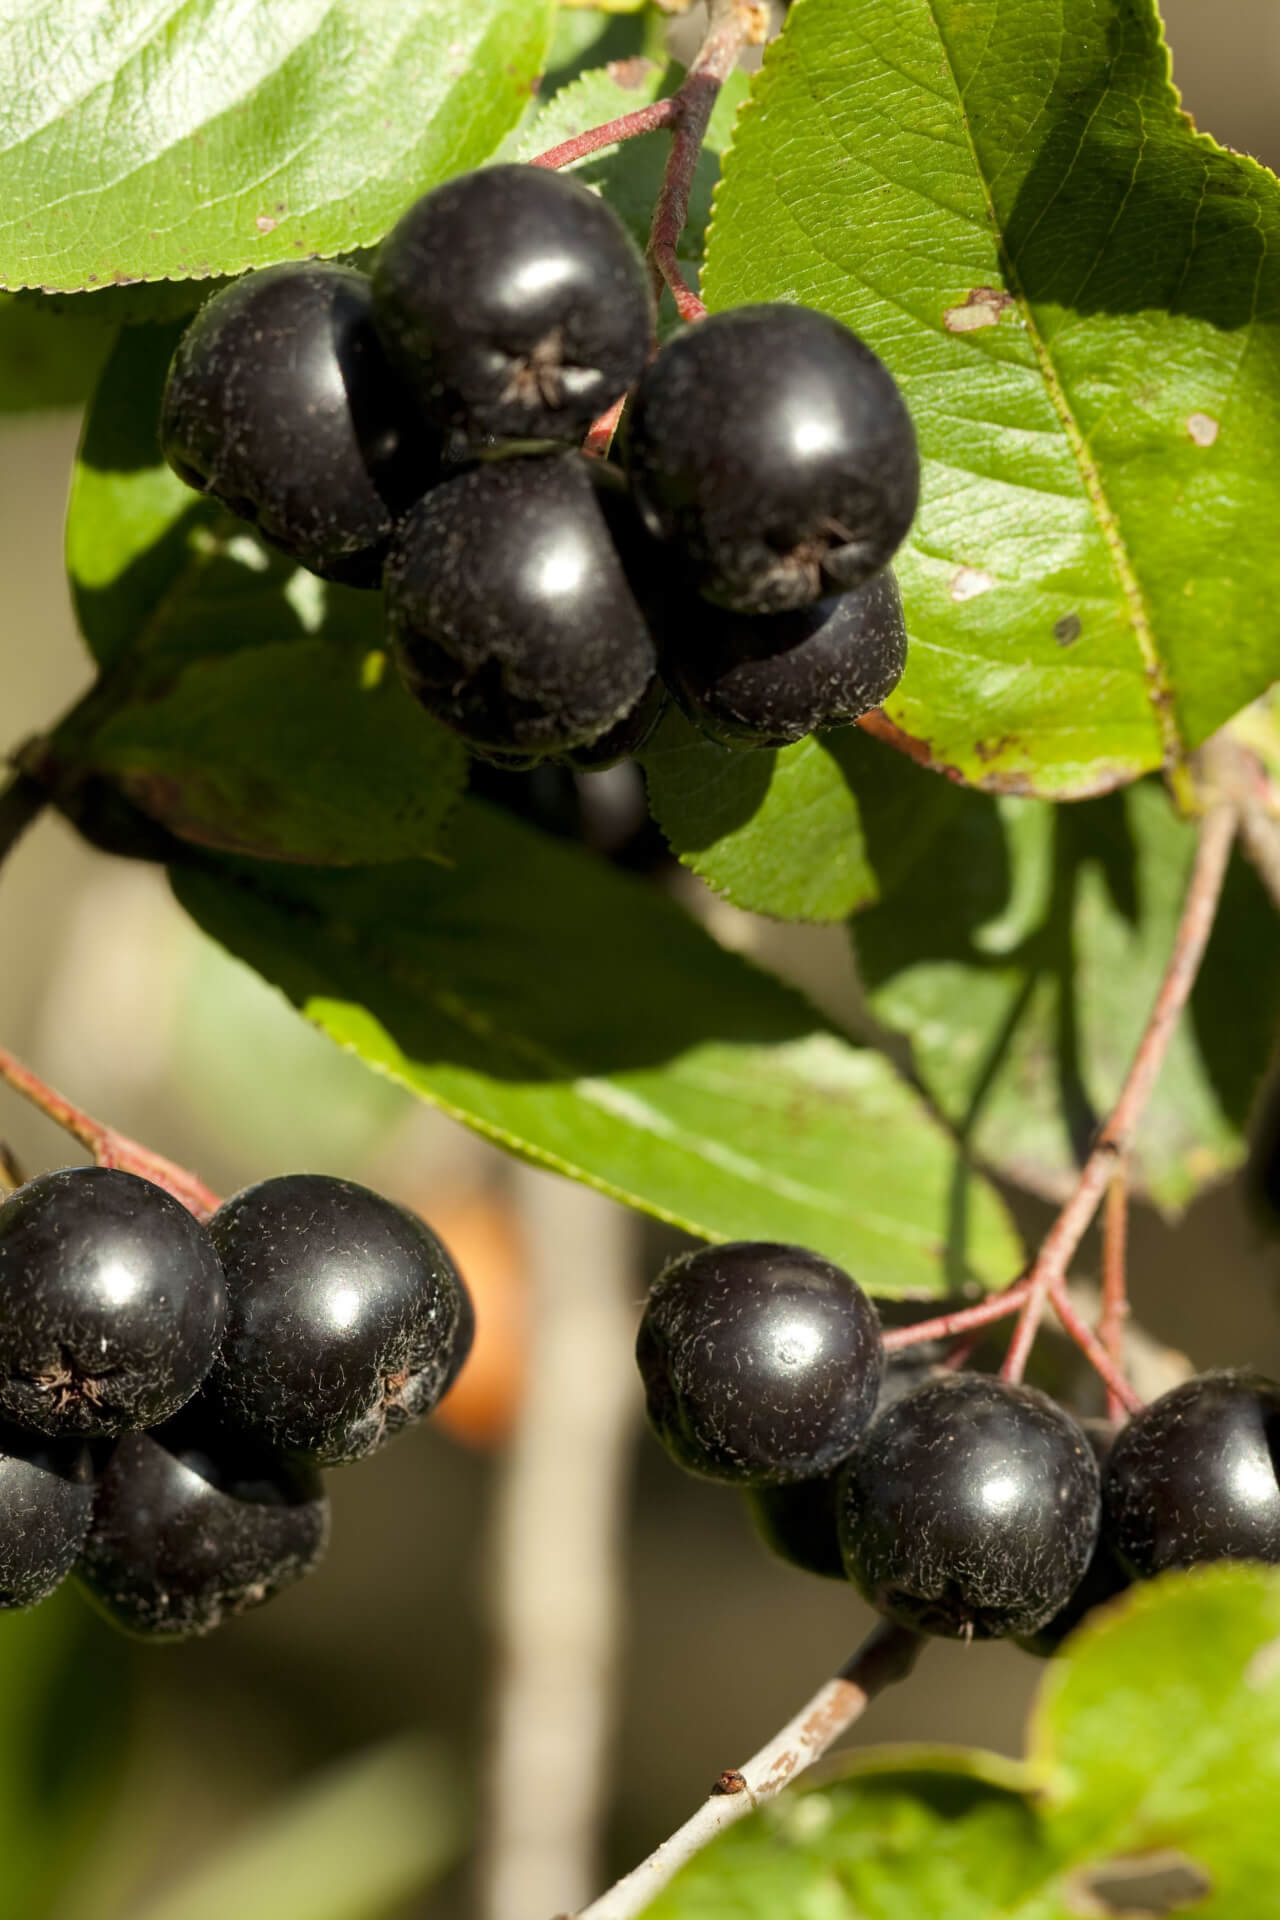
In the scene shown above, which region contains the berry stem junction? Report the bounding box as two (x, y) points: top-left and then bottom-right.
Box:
(570, 1621), (921, 1920)
(0, 1041), (220, 1220)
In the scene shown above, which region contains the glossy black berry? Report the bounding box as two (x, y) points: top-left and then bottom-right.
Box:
(561, 674), (668, 770)
(627, 304), (919, 614)
(161, 262), (433, 587)
(207, 1174), (471, 1465)
(372, 164), (653, 443)
(746, 1470), (847, 1581)
(386, 454), (657, 758)
(0, 1168), (226, 1439)
(1016, 1421), (1129, 1657)
(839, 1374), (1101, 1640)
(663, 569), (907, 747)
(636, 1242), (884, 1485)
(76, 1411), (328, 1640)
(1103, 1369), (1280, 1577)
(0, 1426), (94, 1609)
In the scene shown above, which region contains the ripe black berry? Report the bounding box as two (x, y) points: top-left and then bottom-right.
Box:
(372, 164), (652, 443)
(0, 1426), (94, 1609)
(636, 1242), (884, 1485)
(1103, 1368), (1280, 1577)
(161, 262), (432, 587)
(562, 674), (668, 770)
(626, 304), (919, 614)
(839, 1374), (1101, 1640)
(386, 454), (657, 758)
(746, 1470), (847, 1581)
(0, 1168), (226, 1439)
(1016, 1421), (1129, 1657)
(663, 569), (907, 747)
(77, 1412), (328, 1640)
(207, 1174), (471, 1465)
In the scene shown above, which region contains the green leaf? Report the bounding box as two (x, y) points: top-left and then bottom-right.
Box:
(0, 0), (553, 294)
(649, 1567), (1280, 1918)
(129, 1735), (464, 1920)
(172, 801), (1022, 1299)
(0, 294), (113, 415)
(0, 1590), (133, 1919)
(855, 778), (1280, 1212)
(641, 709), (880, 923)
(60, 325), (466, 864)
(705, 0), (1280, 798)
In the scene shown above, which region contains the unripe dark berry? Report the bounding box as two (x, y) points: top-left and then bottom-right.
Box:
(372, 164), (653, 443)
(76, 1412), (328, 1640)
(627, 304), (919, 614)
(1102, 1368), (1280, 1577)
(161, 262), (432, 587)
(636, 1242), (883, 1485)
(839, 1373), (1101, 1640)
(663, 570), (907, 747)
(0, 1426), (94, 1609)
(386, 454), (657, 759)
(0, 1168), (226, 1439)
(207, 1174), (471, 1465)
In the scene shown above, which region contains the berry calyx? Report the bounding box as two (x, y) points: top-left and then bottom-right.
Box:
(626, 304), (919, 614)
(161, 262), (432, 587)
(0, 1426), (94, 1609)
(663, 570), (907, 747)
(372, 164), (653, 443)
(76, 1412), (328, 1640)
(839, 1374), (1101, 1640)
(636, 1242), (884, 1485)
(1102, 1368), (1280, 1576)
(207, 1174), (471, 1465)
(386, 454), (657, 759)
(0, 1168), (227, 1438)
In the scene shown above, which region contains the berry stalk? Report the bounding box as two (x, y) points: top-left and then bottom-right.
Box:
(572, 1621), (921, 1919)
(1099, 1170), (1130, 1422)
(0, 1041), (220, 1219)
(1001, 800), (1239, 1390)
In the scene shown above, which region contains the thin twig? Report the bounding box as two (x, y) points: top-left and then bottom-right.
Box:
(647, 0), (760, 320)
(0, 1042), (220, 1219)
(1001, 802), (1239, 1389)
(530, 97), (681, 172)
(880, 1275), (1032, 1354)
(1046, 1280), (1142, 1417)
(485, 1170), (637, 1920)
(573, 1624), (921, 1920)
(1099, 1170), (1129, 1423)
(0, 1142), (26, 1195)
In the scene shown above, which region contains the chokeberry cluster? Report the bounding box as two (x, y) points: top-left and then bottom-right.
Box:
(161, 163), (920, 767)
(0, 1166), (471, 1639)
(636, 1243), (1280, 1647)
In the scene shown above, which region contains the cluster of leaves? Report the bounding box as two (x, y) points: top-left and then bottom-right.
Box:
(3, 0), (1280, 1907)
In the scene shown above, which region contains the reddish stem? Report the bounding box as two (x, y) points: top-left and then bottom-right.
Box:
(0, 1042), (220, 1220)
(881, 1275), (1033, 1354)
(529, 96), (681, 172)
(1099, 1170), (1130, 1422)
(582, 393), (627, 459)
(1047, 1281), (1142, 1417)
(1002, 803), (1238, 1392)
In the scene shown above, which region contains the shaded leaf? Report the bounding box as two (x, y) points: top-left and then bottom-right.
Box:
(172, 801), (1022, 1299)
(0, 294), (112, 415)
(705, 0), (1280, 797)
(855, 778), (1280, 1212)
(650, 1567), (1280, 1918)
(60, 325), (465, 864)
(0, 0), (553, 293)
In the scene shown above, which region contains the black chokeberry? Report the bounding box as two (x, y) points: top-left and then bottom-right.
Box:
(161, 262), (433, 587)
(1016, 1420), (1129, 1657)
(372, 164), (653, 443)
(386, 454), (657, 758)
(839, 1374), (1101, 1640)
(0, 1426), (94, 1609)
(1103, 1368), (1280, 1577)
(561, 674), (668, 770)
(207, 1174), (471, 1465)
(627, 304), (919, 614)
(636, 1242), (884, 1485)
(76, 1411), (328, 1640)
(0, 1168), (226, 1439)
(663, 569), (907, 747)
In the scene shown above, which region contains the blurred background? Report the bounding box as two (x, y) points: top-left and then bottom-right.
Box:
(2, 3), (1279, 1916)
